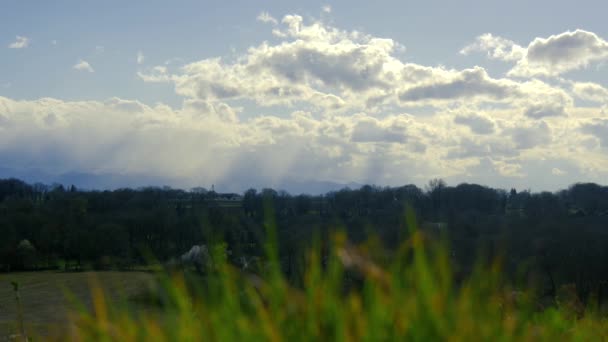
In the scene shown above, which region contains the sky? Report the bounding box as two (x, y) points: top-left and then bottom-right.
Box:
(1, 0), (608, 193)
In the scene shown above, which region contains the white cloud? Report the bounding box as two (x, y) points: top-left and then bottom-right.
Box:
(463, 30), (608, 77)
(0, 91), (606, 190)
(137, 51), (145, 64)
(0, 96), (438, 189)
(460, 33), (525, 62)
(3, 12), (608, 190)
(8, 36), (29, 49)
(510, 30), (608, 77)
(572, 82), (608, 103)
(145, 16), (566, 115)
(142, 16), (409, 111)
(322, 5), (332, 13)
(73, 59), (94, 73)
(257, 11), (278, 25)
(138, 15), (574, 120)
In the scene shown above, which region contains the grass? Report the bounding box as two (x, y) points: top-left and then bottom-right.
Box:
(58, 219), (608, 341)
(0, 271), (155, 339)
(4, 212), (608, 341)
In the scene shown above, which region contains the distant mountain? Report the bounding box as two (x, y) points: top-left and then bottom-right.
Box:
(0, 167), (363, 195)
(0, 168), (179, 191)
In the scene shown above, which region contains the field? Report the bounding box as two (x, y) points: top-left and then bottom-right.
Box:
(0, 271), (155, 339)
(3, 238), (608, 340)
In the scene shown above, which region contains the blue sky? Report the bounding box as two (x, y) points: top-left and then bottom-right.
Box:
(2, 1), (608, 192)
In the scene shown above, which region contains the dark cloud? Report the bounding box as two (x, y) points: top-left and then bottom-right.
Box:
(399, 67), (518, 102)
(523, 103), (567, 119)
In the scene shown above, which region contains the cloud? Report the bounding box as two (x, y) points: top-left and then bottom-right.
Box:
(454, 114), (495, 134)
(504, 120), (552, 150)
(0, 90), (605, 191)
(8, 36), (29, 49)
(350, 115), (409, 143)
(141, 16), (410, 111)
(581, 119), (608, 147)
(137, 51), (145, 64)
(139, 15), (574, 117)
(463, 30), (608, 77)
(510, 30), (608, 77)
(460, 33), (525, 62)
(257, 11), (278, 25)
(73, 59), (94, 72)
(0, 96), (439, 190)
(3, 12), (608, 191)
(523, 103), (567, 119)
(572, 82), (608, 103)
(322, 5), (332, 13)
(399, 67), (520, 102)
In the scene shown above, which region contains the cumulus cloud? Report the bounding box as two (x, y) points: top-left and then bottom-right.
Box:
(523, 103), (567, 119)
(142, 16), (411, 111)
(460, 33), (525, 62)
(463, 30), (608, 77)
(510, 30), (608, 77)
(572, 82), (608, 103)
(399, 67), (520, 103)
(8, 36), (29, 49)
(141, 15), (571, 116)
(140, 16), (573, 124)
(73, 59), (94, 72)
(3, 12), (608, 190)
(124, 15), (608, 188)
(454, 114), (495, 134)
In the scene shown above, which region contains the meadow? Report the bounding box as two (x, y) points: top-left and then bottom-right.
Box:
(0, 271), (154, 340)
(4, 229), (608, 341)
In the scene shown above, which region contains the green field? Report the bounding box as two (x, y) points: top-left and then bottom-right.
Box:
(0, 271), (155, 339)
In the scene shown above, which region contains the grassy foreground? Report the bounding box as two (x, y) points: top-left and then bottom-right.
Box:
(4, 212), (608, 341)
(0, 271), (154, 340)
(62, 225), (608, 341)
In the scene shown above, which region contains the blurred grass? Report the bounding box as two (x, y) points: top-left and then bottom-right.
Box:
(54, 211), (608, 341)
